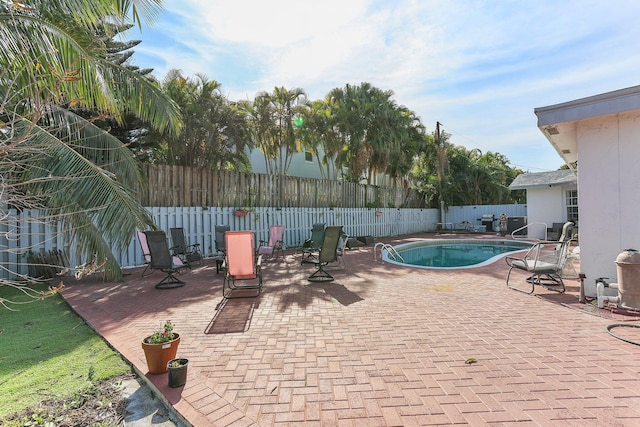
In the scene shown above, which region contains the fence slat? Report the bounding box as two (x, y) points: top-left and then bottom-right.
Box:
(0, 204), (526, 279)
(138, 164), (428, 208)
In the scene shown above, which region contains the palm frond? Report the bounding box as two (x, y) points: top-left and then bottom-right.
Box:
(11, 114), (155, 279)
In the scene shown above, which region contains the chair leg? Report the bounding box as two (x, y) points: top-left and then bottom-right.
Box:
(155, 271), (185, 289)
(538, 273), (566, 293)
(506, 266), (535, 294)
(186, 249), (203, 266)
(325, 256), (345, 271)
(507, 268), (565, 294)
(141, 263), (153, 277)
(301, 250), (319, 265)
(223, 276), (262, 299)
(308, 265), (334, 282)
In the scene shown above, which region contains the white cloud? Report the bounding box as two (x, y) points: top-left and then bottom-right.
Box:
(132, 0), (640, 171)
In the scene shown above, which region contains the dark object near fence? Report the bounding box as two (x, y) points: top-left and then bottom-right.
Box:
(26, 249), (70, 279)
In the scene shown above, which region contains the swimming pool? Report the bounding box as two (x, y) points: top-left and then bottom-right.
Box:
(383, 239), (534, 269)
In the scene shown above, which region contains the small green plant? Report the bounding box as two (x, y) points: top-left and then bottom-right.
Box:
(168, 358), (186, 368)
(145, 320), (176, 344)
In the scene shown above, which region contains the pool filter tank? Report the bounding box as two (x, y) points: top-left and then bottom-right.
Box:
(615, 249), (640, 310)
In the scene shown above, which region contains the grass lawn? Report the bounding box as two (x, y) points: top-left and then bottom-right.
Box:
(0, 282), (131, 419)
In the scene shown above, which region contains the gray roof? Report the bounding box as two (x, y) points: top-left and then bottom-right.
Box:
(509, 169), (577, 190)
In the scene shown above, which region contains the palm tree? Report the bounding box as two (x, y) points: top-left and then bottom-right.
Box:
(151, 70), (251, 170)
(297, 99), (341, 180)
(1, 0), (181, 281)
(270, 86), (308, 178)
(242, 87), (308, 177)
(327, 83), (425, 185)
(240, 87), (308, 205)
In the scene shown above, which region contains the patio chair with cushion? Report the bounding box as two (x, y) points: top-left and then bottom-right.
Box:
(301, 222), (326, 265)
(223, 231), (263, 299)
(308, 225), (343, 282)
(258, 225), (285, 260)
(137, 229), (183, 277)
(144, 230), (188, 289)
(214, 225), (231, 273)
(505, 239), (571, 294)
(169, 227), (202, 267)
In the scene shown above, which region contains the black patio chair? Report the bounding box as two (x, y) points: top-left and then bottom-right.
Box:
(169, 227), (202, 267)
(308, 225), (343, 282)
(301, 222), (326, 264)
(145, 230), (188, 289)
(214, 225), (231, 273)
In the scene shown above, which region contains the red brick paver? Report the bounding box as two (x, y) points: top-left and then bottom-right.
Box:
(62, 234), (640, 426)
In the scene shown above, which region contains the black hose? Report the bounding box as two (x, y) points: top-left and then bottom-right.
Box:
(606, 324), (640, 346)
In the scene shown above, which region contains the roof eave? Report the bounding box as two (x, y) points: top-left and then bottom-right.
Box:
(535, 85), (640, 171)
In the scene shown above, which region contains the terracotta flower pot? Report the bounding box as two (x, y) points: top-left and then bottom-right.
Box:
(234, 209), (249, 217)
(141, 333), (180, 374)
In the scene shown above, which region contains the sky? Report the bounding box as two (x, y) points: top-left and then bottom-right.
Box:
(127, 0), (640, 172)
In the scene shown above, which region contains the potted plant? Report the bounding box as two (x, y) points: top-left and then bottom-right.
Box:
(141, 320), (180, 374)
(234, 208), (249, 217)
(167, 357), (189, 387)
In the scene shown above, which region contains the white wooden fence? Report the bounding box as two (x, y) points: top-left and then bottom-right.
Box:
(0, 204), (526, 278)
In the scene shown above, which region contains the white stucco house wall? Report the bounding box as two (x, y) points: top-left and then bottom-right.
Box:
(249, 147), (395, 186)
(249, 148), (329, 179)
(535, 85), (640, 297)
(508, 169), (578, 239)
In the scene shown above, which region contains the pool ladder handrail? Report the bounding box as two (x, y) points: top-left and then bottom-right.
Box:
(511, 222), (548, 240)
(374, 242), (405, 263)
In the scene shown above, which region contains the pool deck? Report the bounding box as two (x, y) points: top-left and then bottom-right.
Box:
(61, 232), (640, 426)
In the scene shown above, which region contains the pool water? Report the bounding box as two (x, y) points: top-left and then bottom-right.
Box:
(386, 239), (534, 269)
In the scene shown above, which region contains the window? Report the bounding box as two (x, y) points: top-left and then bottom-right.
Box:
(304, 151), (313, 162)
(566, 190), (578, 222)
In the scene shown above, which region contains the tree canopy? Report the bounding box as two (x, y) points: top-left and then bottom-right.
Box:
(1, 0), (181, 281)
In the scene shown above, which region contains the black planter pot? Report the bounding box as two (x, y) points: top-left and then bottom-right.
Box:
(167, 358), (188, 388)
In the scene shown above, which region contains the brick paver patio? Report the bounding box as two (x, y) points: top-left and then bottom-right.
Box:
(61, 233), (640, 426)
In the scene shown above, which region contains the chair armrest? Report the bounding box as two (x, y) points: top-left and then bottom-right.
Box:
(505, 244), (539, 266)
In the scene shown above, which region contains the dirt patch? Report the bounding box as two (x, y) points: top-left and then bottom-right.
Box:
(3, 373), (135, 426)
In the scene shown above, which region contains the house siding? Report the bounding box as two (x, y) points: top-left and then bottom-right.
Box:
(526, 186), (574, 239)
(578, 112), (640, 295)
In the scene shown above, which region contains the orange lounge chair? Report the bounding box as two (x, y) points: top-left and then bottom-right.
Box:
(223, 231), (262, 299)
